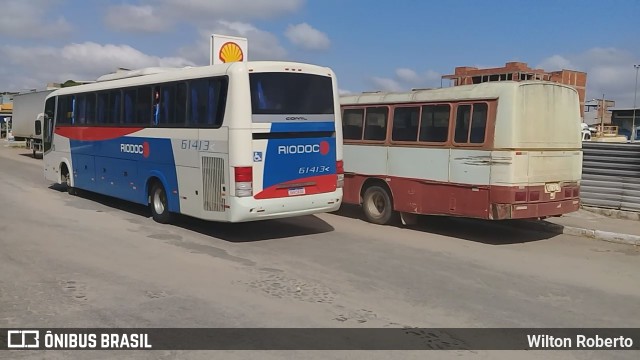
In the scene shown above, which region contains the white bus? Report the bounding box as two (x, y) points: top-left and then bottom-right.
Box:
(42, 61), (344, 223)
(340, 81), (582, 224)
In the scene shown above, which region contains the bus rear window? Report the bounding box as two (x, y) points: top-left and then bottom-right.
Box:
(250, 73), (334, 115)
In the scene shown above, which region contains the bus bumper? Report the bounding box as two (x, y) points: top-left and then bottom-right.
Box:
(489, 199), (581, 220)
(227, 190), (343, 222)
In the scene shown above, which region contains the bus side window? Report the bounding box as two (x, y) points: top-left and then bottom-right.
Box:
(136, 86), (152, 125)
(206, 80), (217, 126)
(76, 95), (86, 125)
(392, 107), (419, 141)
(123, 89), (136, 124)
(97, 92), (107, 124)
(85, 93), (96, 125)
(342, 108), (365, 140)
(420, 104), (450, 143)
(470, 103), (487, 143)
(363, 107), (388, 141)
(454, 105), (471, 143)
(71, 97), (76, 125)
(161, 86), (174, 125)
(189, 80), (203, 125)
(176, 82), (187, 125)
(188, 78), (226, 128)
(56, 95), (74, 126)
(109, 90), (121, 124)
(152, 87), (161, 126)
(454, 103), (487, 144)
(154, 84), (178, 126)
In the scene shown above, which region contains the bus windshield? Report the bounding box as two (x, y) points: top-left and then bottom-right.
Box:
(249, 72), (334, 115)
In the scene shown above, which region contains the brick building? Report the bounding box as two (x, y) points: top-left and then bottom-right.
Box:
(442, 62), (587, 117)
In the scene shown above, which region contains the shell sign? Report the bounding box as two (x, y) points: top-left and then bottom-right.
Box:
(219, 42), (244, 63)
(210, 34), (248, 65)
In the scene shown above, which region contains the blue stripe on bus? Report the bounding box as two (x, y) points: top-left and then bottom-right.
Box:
(270, 121), (335, 133)
(261, 121), (337, 192)
(69, 137), (180, 213)
(262, 136), (337, 190)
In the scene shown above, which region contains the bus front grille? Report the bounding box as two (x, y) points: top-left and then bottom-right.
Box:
(202, 156), (226, 212)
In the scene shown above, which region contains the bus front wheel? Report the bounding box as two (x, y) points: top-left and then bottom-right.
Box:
(362, 185), (395, 225)
(150, 182), (172, 224)
(63, 168), (76, 195)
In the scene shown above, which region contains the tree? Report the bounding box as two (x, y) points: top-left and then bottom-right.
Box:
(61, 80), (82, 88)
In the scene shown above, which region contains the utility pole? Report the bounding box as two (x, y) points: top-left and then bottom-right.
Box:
(632, 64), (639, 142)
(600, 93), (605, 136)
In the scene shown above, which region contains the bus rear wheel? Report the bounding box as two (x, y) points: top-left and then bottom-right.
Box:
(362, 185), (395, 225)
(150, 182), (172, 224)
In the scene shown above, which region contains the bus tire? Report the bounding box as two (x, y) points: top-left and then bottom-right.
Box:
(362, 185), (395, 225)
(63, 168), (76, 195)
(150, 182), (172, 224)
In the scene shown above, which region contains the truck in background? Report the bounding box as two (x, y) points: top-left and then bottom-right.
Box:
(11, 90), (53, 158)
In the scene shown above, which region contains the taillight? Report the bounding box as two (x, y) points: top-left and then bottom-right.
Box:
(336, 160), (344, 188)
(565, 188), (572, 198)
(529, 191), (540, 201)
(515, 191), (527, 202)
(234, 167), (253, 197)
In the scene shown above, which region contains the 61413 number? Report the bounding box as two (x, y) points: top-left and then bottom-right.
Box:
(299, 166), (331, 174)
(181, 140), (211, 151)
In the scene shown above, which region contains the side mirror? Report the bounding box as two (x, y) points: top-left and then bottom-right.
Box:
(35, 120), (42, 136)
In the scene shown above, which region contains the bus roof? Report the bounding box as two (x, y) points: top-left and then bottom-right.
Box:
(95, 67), (192, 82)
(340, 81), (577, 105)
(46, 61), (334, 98)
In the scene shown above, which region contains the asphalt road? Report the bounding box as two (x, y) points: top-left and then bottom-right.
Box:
(0, 145), (638, 360)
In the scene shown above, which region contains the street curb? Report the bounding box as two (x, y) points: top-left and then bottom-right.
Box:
(516, 220), (640, 247)
(3, 141), (27, 149)
(581, 206), (640, 222)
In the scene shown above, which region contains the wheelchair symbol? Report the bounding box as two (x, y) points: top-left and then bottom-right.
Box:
(253, 152), (263, 162)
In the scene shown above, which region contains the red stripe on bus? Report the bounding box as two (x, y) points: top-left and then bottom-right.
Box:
(54, 127), (144, 141)
(254, 174), (337, 199)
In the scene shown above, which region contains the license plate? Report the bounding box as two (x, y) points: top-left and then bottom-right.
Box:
(545, 183), (561, 193)
(288, 187), (306, 196)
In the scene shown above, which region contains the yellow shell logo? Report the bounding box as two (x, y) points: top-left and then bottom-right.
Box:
(219, 42), (244, 63)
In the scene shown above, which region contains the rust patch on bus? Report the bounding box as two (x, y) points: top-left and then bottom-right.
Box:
(343, 174), (580, 220)
(454, 156), (512, 166)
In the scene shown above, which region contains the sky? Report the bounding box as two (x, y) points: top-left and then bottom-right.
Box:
(1, 0), (639, 106)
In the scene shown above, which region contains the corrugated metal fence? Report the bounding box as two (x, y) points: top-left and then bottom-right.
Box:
(581, 142), (640, 212)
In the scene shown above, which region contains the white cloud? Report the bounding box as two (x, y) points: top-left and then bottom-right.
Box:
(537, 47), (640, 107)
(537, 55), (573, 71)
(178, 21), (288, 65)
(104, 5), (168, 33)
(424, 70), (441, 82)
(0, 0), (71, 39)
(285, 23), (331, 51)
(370, 77), (404, 92)
(370, 68), (443, 92)
(163, 0), (303, 21)
(0, 42), (194, 91)
(104, 0), (304, 33)
(213, 21), (288, 60)
(395, 68), (421, 84)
